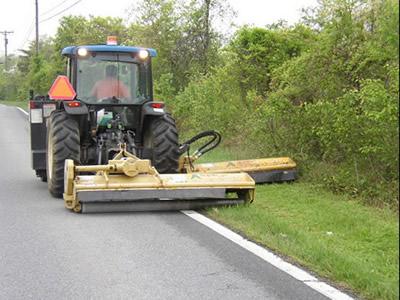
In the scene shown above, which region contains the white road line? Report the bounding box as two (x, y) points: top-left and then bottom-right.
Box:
(181, 210), (353, 300)
(13, 106), (352, 299)
(17, 107), (29, 115)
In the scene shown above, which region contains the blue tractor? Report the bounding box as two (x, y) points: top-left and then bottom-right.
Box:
(30, 42), (180, 197)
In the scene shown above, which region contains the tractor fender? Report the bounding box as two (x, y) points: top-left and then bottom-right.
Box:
(141, 101), (166, 129)
(63, 102), (89, 115)
(141, 101), (166, 117)
(141, 102), (167, 143)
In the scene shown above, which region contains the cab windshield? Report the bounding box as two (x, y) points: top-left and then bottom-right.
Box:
(76, 53), (149, 104)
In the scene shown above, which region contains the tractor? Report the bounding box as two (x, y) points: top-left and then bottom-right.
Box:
(28, 38), (296, 213)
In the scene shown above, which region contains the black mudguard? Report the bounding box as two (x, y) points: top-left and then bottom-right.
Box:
(141, 101), (166, 117)
(63, 102), (88, 115)
(140, 101), (167, 131)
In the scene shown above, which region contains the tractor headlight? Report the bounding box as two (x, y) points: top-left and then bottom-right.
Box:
(77, 47), (88, 57)
(138, 49), (149, 60)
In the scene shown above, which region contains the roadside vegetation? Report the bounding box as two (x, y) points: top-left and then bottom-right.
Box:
(201, 147), (399, 300)
(0, 100), (26, 109)
(0, 0), (398, 299)
(208, 182), (399, 300)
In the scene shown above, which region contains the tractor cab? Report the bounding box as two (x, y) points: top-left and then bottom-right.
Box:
(59, 42), (163, 145)
(61, 43), (156, 105)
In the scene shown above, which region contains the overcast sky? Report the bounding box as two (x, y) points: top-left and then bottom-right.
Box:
(0, 0), (317, 55)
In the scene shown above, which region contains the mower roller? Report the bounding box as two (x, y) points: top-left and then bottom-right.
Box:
(28, 37), (297, 213)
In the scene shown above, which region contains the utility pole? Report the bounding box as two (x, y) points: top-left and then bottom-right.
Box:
(35, 0), (39, 55)
(0, 31), (13, 70)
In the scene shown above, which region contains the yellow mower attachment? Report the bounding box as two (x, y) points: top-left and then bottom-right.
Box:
(182, 157), (297, 183)
(64, 146), (255, 213)
(178, 131), (298, 183)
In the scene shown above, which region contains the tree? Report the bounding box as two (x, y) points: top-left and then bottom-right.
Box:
(227, 25), (315, 105)
(54, 16), (128, 53)
(127, 0), (233, 93)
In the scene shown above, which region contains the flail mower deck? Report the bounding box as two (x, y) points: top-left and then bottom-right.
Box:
(63, 146), (255, 213)
(63, 132), (296, 213)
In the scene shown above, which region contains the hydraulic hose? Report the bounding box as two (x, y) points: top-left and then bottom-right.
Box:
(179, 130), (222, 167)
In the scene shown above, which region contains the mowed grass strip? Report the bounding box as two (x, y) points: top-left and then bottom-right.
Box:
(207, 183), (399, 300)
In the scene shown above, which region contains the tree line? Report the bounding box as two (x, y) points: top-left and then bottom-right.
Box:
(0, 0), (398, 208)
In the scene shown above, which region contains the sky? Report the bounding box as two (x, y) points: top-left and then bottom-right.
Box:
(0, 0), (317, 56)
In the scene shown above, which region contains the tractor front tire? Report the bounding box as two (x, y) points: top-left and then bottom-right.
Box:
(144, 114), (180, 173)
(46, 110), (80, 198)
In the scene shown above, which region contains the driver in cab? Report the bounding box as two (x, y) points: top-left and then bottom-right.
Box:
(91, 65), (130, 101)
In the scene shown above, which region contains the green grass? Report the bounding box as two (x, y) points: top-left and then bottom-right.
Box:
(202, 149), (399, 300)
(196, 144), (257, 162)
(208, 185), (399, 299)
(199, 148), (399, 299)
(0, 99), (27, 110)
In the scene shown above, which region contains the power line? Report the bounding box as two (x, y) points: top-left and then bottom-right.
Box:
(1, 31), (14, 70)
(35, 0), (39, 54)
(18, 0), (83, 53)
(40, 0), (72, 17)
(19, 5), (64, 51)
(40, 0), (82, 23)
(18, 21), (35, 50)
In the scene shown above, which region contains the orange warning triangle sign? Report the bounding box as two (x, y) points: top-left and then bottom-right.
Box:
(48, 75), (76, 100)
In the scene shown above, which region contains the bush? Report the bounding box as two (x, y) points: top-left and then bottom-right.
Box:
(173, 65), (246, 140)
(172, 63), (399, 208)
(242, 79), (399, 208)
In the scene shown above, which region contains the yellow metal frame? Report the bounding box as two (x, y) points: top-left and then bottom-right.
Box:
(179, 155), (296, 174)
(64, 144), (297, 213)
(64, 146), (255, 213)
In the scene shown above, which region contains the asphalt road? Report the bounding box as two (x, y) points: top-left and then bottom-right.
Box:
(0, 104), (328, 300)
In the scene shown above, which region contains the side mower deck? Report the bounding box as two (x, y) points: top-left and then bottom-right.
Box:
(193, 157), (297, 183)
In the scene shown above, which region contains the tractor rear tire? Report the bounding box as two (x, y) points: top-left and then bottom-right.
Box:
(144, 114), (180, 173)
(46, 110), (80, 198)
